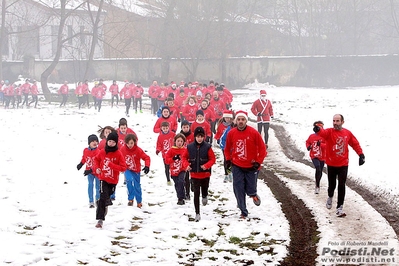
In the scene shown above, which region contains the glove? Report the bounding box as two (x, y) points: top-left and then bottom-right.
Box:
(142, 166), (150, 174)
(178, 118), (181, 123)
(205, 136), (210, 143)
(252, 161), (261, 170)
(77, 162), (84, 170)
(217, 139), (220, 145)
(225, 160), (232, 170)
(359, 154), (365, 166)
(257, 112), (262, 117)
(317, 140), (321, 146)
(83, 169), (92, 176)
(313, 126), (320, 133)
(307, 145), (311, 151)
(173, 154), (181, 160)
(156, 150), (160, 155)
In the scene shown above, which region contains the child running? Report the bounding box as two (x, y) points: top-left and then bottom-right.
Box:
(156, 121), (176, 186)
(93, 132), (127, 228)
(183, 127), (216, 222)
(216, 110), (235, 182)
(180, 120), (194, 199)
(77, 134), (100, 208)
(120, 133), (150, 208)
(165, 133), (189, 205)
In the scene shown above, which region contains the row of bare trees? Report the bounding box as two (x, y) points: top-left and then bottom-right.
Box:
(2, 0), (399, 98)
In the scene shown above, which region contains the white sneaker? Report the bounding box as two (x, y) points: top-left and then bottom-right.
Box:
(336, 205), (346, 217)
(315, 187), (320, 194)
(326, 197), (332, 209)
(194, 214), (201, 222)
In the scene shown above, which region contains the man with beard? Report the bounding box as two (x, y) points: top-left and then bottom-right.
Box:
(314, 114), (365, 217)
(224, 110), (267, 219)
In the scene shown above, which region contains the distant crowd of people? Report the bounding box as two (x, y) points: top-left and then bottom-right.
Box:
(0, 79), (39, 108)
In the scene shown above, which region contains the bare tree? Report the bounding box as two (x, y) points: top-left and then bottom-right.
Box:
(39, 0), (88, 99)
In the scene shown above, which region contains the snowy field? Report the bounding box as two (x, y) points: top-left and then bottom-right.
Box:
(1, 82), (398, 265)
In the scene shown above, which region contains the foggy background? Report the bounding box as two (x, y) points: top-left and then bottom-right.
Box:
(1, 0), (399, 91)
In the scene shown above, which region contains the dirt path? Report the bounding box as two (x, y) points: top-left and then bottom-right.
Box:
(256, 123), (399, 265)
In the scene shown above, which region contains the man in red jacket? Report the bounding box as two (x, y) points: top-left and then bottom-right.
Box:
(250, 89), (274, 147)
(314, 114), (365, 217)
(224, 110), (267, 219)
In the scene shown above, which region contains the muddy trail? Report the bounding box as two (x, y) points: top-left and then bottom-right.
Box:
(257, 124), (399, 265)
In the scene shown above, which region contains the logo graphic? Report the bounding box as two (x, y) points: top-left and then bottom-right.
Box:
(235, 139), (247, 160)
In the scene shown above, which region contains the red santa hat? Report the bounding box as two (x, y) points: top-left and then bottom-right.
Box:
(223, 110), (234, 118)
(235, 110), (248, 120)
(260, 89), (267, 95)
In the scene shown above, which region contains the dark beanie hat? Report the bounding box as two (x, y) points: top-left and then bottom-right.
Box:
(88, 134), (99, 145)
(161, 106), (170, 112)
(194, 126), (205, 137)
(196, 109), (204, 117)
(181, 120), (190, 127)
(107, 131), (119, 143)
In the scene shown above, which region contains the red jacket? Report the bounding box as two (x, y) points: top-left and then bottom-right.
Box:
(156, 131), (176, 159)
(30, 84), (39, 95)
(109, 84), (119, 95)
(149, 85), (160, 98)
(209, 97), (227, 119)
(182, 104), (198, 123)
(153, 116), (178, 133)
(180, 130), (194, 146)
(91, 86), (98, 97)
(305, 133), (326, 161)
(21, 83), (31, 94)
(79, 147), (100, 171)
(82, 83), (89, 95)
(58, 84), (69, 95)
(165, 146), (189, 176)
(120, 145), (150, 173)
(224, 126), (267, 168)
(155, 87), (168, 101)
(120, 85), (133, 99)
(175, 94), (187, 110)
(251, 98), (274, 123)
(93, 149), (127, 184)
(191, 120), (212, 139)
(318, 127), (363, 167)
(75, 85), (83, 95)
(133, 85), (144, 98)
(117, 128), (138, 147)
(168, 105), (181, 120)
(214, 121), (230, 140)
(199, 107), (216, 124)
(95, 86), (106, 99)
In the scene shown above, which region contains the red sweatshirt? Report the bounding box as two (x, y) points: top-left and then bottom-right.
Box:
(156, 131), (176, 159)
(120, 145), (150, 173)
(153, 116), (178, 133)
(79, 147), (100, 170)
(317, 127), (363, 167)
(191, 120), (212, 139)
(165, 146), (189, 176)
(93, 149), (127, 184)
(214, 121), (229, 140)
(224, 126), (267, 168)
(182, 104), (198, 123)
(305, 133), (326, 161)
